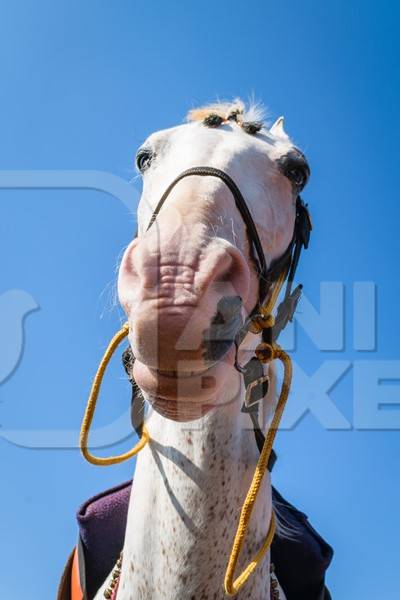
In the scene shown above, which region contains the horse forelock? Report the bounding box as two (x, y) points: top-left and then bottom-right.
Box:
(186, 98), (268, 130)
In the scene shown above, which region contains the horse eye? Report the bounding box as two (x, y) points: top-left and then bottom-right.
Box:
(136, 148), (153, 172)
(287, 167), (307, 189)
(277, 150), (310, 191)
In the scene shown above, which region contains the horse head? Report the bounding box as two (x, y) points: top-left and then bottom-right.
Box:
(118, 100), (310, 422)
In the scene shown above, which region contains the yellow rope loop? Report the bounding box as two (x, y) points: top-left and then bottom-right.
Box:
(79, 322), (149, 466)
(224, 344), (292, 596)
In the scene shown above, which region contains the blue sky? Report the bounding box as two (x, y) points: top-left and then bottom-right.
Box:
(1, 1), (399, 598)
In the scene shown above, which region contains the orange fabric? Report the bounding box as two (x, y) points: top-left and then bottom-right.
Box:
(71, 547), (83, 600)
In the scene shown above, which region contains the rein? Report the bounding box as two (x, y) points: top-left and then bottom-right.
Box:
(79, 166), (311, 596)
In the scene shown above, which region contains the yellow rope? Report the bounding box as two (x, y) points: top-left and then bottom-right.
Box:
(250, 271), (287, 334)
(79, 322), (149, 466)
(261, 270), (287, 318)
(79, 272), (292, 594)
(224, 345), (292, 596)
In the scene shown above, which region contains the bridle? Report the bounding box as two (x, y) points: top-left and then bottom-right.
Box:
(79, 165), (312, 596)
(144, 164), (311, 439)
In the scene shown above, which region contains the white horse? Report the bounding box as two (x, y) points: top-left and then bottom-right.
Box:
(93, 100), (311, 600)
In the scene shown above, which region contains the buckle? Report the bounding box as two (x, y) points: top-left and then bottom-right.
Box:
(244, 374), (270, 408)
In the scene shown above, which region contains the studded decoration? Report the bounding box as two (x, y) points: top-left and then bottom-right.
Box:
(104, 552), (123, 599)
(270, 563), (280, 599)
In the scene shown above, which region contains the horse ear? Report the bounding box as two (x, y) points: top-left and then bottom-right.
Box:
(270, 116), (288, 139)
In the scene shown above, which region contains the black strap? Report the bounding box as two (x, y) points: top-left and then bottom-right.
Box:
(240, 356), (277, 470)
(282, 197), (312, 301)
(248, 408), (277, 472)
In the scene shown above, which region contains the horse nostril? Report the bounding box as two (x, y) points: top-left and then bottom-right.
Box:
(212, 296), (242, 323)
(202, 295), (243, 363)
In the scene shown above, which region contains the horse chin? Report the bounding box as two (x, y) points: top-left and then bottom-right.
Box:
(133, 348), (238, 422)
(146, 396), (218, 422)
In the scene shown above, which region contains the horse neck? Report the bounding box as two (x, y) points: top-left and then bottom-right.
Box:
(117, 391), (273, 600)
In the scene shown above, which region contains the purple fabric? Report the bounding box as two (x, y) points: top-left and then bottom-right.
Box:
(76, 481), (333, 600)
(77, 480), (132, 599)
(271, 487), (333, 599)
